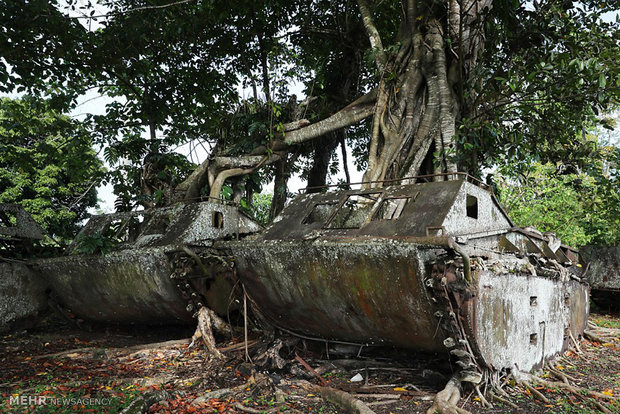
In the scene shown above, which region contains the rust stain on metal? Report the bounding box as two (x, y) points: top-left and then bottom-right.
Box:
(33, 201), (261, 324)
(226, 177), (589, 375)
(580, 245), (620, 309)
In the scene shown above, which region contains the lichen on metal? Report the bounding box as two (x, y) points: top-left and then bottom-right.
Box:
(0, 262), (49, 334)
(0, 204), (44, 241)
(0, 205), (48, 333)
(226, 177), (589, 376)
(34, 201), (261, 324)
(580, 245), (620, 309)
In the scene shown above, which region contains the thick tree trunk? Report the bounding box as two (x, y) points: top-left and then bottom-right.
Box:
(173, 0), (492, 202)
(360, 0), (492, 186)
(269, 160), (289, 222)
(306, 134), (341, 193)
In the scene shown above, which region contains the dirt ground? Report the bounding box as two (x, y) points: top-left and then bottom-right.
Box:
(0, 311), (618, 414)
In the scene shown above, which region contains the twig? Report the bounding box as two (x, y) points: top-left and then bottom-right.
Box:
(520, 381), (550, 403)
(295, 354), (328, 386)
(569, 331), (582, 354)
(243, 285), (253, 363)
(219, 340), (259, 353)
(490, 392), (518, 409)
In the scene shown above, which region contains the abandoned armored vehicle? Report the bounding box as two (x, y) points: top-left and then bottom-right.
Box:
(227, 175), (589, 378)
(33, 201), (261, 325)
(580, 245), (620, 310)
(0, 204), (48, 333)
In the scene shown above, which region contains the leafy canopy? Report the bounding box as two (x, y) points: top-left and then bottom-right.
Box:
(0, 96), (105, 243)
(496, 130), (620, 247)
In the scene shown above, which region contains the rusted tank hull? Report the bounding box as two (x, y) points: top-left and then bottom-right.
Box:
(231, 241), (445, 351)
(33, 248), (192, 324)
(580, 245), (620, 309)
(30, 201), (259, 325)
(0, 262), (49, 333)
(229, 239), (589, 372)
(34, 246), (236, 325)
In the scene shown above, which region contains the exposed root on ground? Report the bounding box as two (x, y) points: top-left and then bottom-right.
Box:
(190, 307), (228, 359)
(514, 371), (618, 413)
(426, 375), (471, 414)
(586, 321), (620, 342)
(489, 391), (518, 409)
(119, 389), (170, 414)
(293, 379), (376, 414)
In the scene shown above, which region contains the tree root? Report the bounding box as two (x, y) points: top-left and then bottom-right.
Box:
(583, 330), (605, 343)
(518, 380), (550, 403)
(513, 371), (618, 413)
(190, 307), (226, 359)
(312, 384), (377, 414)
(528, 374), (617, 402)
(234, 402), (278, 414)
(474, 385), (492, 408)
(489, 392), (518, 409)
(426, 375), (471, 414)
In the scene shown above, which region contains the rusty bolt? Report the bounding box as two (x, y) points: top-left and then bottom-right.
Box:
(443, 338), (456, 348)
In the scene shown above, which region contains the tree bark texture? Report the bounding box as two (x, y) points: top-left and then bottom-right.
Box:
(360, 0), (492, 186)
(174, 0), (493, 201)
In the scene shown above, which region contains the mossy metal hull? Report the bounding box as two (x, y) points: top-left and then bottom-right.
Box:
(230, 239), (589, 372)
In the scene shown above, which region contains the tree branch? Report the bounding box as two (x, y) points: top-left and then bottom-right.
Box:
(283, 103), (374, 145)
(357, 0), (387, 72)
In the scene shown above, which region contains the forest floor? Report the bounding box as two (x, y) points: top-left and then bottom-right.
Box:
(0, 310), (618, 414)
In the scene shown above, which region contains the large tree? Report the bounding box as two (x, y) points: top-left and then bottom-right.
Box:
(0, 96), (104, 244)
(1, 0), (618, 213)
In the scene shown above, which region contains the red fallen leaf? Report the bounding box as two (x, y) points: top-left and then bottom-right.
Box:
(57, 386), (69, 392)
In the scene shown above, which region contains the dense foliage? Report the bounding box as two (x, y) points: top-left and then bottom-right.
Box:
(0, 96), (104, 243)
(0, 0), (618, 234)
(496, 129), (620, 247)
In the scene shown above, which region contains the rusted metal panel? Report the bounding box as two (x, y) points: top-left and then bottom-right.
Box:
(35, 247), (191, 324)
(34, 201), (260, 324)
(472, 270), (588, 372)
(0, 262), (48, 333)
(233, 240), (447, 350)
(580, 245), (620, 308)
(0, 204), (44, 240)
(264, 180), (511, 241)
(228, 178), (589, 375)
